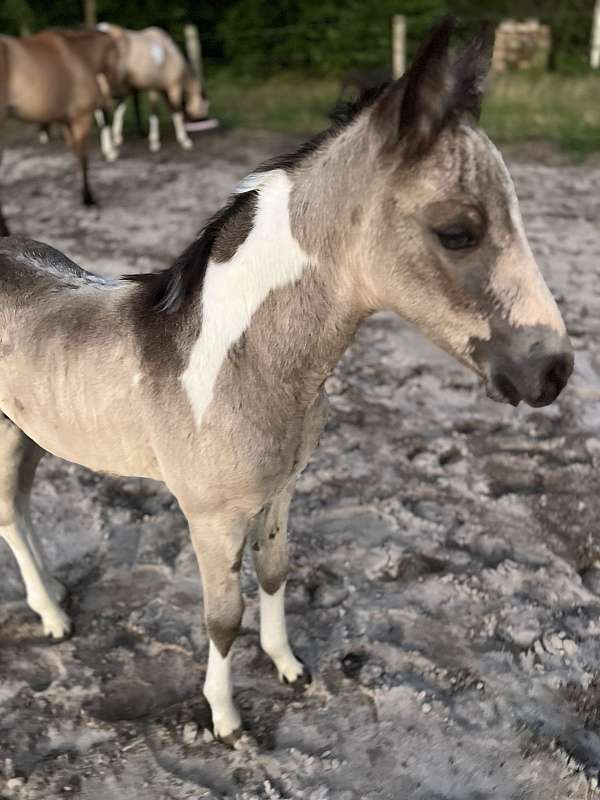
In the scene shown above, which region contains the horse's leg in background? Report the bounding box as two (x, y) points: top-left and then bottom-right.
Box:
(0, 44), (10, 235)
(132, 90), (146, 137)
(165, 85), (193, 151)
(94, 109), (118, 162)
(39, 124), (50, 144)
(0, 414), (71, 638)
(185, 509), (247, 739)
(64, 113), (96, 207)
(0, 203), (9, 237)
(0, 150), (9, 237)
(148, 90), (161, 153)
(251, 487), (310, 685)
(111, 99), (127, 148)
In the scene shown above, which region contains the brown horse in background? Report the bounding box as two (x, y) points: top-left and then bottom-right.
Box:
(0, 30), (120, 235)
(47, 29), (127, 161)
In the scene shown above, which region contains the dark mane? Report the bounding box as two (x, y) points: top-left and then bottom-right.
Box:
(124, 84), (387, 314)
(123, 190), (259, 313)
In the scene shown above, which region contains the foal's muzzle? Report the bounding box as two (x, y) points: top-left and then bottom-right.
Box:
(485, 347), (574, 408)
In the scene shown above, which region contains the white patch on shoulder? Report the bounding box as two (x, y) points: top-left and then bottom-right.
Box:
(150, 43), (165, 66)
(182, 170), (309, 427)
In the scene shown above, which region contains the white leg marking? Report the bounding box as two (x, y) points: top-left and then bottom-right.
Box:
(173, 111), (193, 150)
(112, 101), (127, 147)
(100, 125), (118, 162)
(149, 114), (161, 152)
(1, 520), (71, 638)
(203, 641), (241, 738)
(260, 584), (304, 683)
(22, 519), (66, 604)
(182, 170), (310, 427)
(39, 129), (49, 145)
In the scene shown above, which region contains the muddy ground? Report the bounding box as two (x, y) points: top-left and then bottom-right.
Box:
(0, 128), (600, 800)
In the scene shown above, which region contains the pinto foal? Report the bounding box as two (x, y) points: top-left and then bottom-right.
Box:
(0, 20), (572, 740)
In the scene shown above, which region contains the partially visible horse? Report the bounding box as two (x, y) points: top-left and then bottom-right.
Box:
(47, 29), (128, 162)
(98, 24), (209, 152)
(0, 30), (118, 234)
(0, 20), (573, 741)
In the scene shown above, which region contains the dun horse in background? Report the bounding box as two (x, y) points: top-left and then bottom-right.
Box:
(0, 20), (573, 740)
(0, 29), (122, 234)
(38, 29), (128, 162)
(99, 24), (209, 152)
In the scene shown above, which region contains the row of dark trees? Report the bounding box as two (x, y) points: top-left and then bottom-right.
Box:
(0, 0), (595, 75)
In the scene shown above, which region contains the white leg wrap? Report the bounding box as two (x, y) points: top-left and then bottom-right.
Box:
(260, 584), (304, 683)
(173, 111), (193, 150)
(149, 114), (161, 152)
(203, 641), (241, 738)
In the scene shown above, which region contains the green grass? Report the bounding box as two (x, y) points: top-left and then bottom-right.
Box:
(201, 68), (600, 158)
(206, 70), (339, 135)
(483, 71), (600, 158)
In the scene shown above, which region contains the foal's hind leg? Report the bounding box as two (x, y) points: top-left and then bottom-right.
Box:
(0, 415), (71, 638)
(185, 509), (247, 739)
(251, 487), (309, 685)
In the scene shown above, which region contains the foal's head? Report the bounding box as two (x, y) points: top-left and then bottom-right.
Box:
(333, 19), (572, 407)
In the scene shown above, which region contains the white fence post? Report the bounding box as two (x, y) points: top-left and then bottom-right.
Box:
(392, 15), (406, 79)
(591, 0), (600, 68)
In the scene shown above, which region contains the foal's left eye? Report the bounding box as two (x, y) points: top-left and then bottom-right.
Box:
(435, 228), (478, 251)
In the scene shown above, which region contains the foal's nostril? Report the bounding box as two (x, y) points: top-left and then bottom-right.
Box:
(531, 351), (574, 406)
(544, 352), (574, 395)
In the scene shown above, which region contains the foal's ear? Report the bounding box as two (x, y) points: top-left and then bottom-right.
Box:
(453, 22), (495, 120)
(374, 15), (456, 159)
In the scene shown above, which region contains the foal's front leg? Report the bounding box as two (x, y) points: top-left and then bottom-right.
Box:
(187, 511), (247, 740)
(251, 490), (309, 685)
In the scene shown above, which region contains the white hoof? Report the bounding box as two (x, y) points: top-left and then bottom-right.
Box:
(149, 141), (161, 153)
(212, 707), (242, 740)
(42, 607), (72, 640)
(104, 148), (119, 163)
(179, 138), (193, 151)
(276, 652), (306, 684)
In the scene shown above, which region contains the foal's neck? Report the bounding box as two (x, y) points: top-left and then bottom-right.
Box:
(182, 167), (368, 425)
